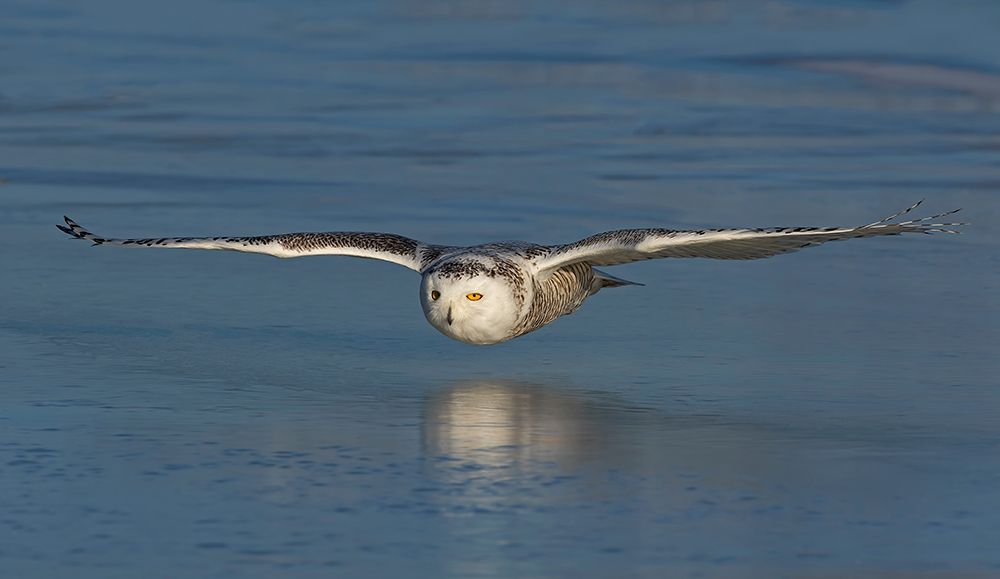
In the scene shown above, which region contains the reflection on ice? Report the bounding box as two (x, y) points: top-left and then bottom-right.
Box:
(421, 379), (651, 474)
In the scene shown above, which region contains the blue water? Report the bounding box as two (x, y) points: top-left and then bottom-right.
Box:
(2, 1), (999, 577)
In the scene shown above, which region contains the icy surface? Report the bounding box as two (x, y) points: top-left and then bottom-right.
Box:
(1, 1), (999, 577)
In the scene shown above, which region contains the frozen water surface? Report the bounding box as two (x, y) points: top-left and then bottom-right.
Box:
(1, 0), (999, 577)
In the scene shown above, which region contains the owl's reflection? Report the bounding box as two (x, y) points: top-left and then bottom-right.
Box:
(421, 379), (644, 474)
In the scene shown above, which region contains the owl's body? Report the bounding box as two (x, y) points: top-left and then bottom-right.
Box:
(420, 244), (621, 343)
(58, 201), (962, 345)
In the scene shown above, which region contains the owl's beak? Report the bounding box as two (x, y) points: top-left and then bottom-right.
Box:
(447, 306), (454, 326)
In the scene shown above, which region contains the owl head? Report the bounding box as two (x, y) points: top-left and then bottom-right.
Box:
(419, 259), (525, 345)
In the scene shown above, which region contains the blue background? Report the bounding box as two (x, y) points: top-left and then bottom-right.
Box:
(2, 1), (999, 577)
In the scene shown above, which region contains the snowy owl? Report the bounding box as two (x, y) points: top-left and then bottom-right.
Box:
(58, 201), (962, 345)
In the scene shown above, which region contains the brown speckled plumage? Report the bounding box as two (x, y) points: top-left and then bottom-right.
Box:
(277, 232), (418, 257)
(510, 262), (597, 339)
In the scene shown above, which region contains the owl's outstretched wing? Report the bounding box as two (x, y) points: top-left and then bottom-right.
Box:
(57, 216), (452, 273)
(536, 201), (963, 276)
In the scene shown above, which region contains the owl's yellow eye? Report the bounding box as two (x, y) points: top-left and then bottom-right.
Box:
(466, 293), (483, 301)
(431, 290), (440, 301)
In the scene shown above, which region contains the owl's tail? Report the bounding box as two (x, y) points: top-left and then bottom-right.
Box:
(593, 268), (643, 291)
